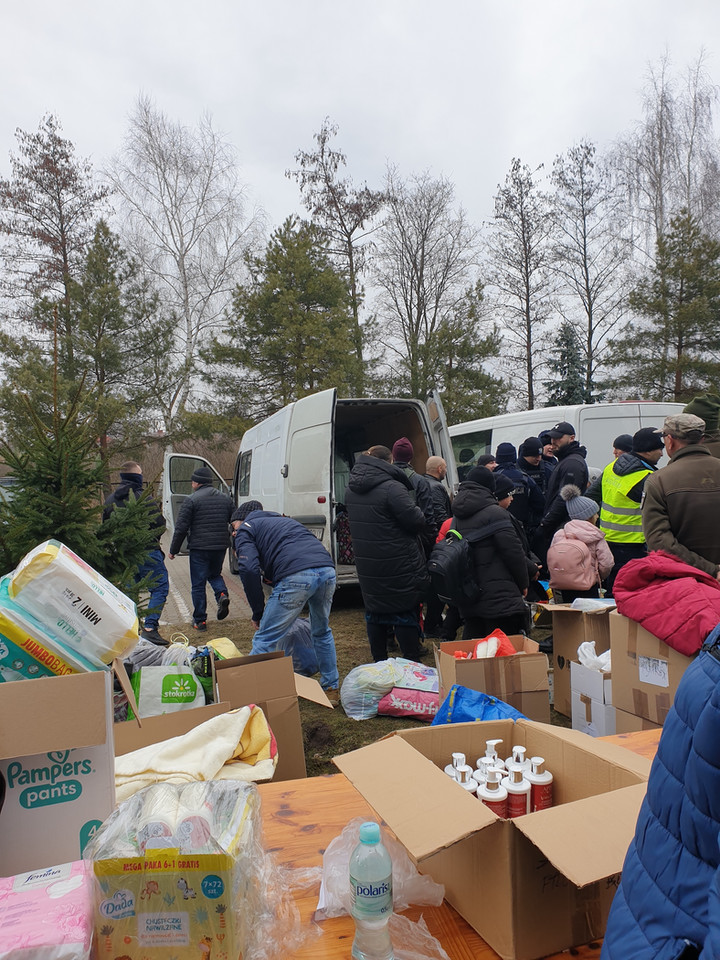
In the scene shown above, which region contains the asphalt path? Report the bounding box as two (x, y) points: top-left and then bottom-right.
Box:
(158, 531), (252, 629)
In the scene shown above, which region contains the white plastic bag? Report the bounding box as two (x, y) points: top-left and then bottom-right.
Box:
(578, 640), (611, 673)
(317, 816), (444, 918)
(340, 658), (407, 719)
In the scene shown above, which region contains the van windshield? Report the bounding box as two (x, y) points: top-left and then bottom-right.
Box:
(452, 429), (492, 479)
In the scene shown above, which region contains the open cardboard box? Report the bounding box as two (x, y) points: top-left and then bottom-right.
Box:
(0, 669), (116, 875)
(335, 719), (649, 960)
(215, 651), (332, 781)
(609, 611), (694, 724)
(548, 604), (613, 717)
(570, 661), (615, 737)
(434, 635), (549, 722)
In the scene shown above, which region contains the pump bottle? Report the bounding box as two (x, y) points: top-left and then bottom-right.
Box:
(455, 764), (477, 794)
(526, 756), (554, 811)
(444, 752), (466, 777)
(504, 744), (531, 774)
(476, 769), (508, 818)
(502, 764), (531, 818)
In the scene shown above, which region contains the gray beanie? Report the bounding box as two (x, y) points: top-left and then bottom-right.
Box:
(560, 484), (599, 521)
(191, 466), (214, 484)
(231, 500), (264, 522)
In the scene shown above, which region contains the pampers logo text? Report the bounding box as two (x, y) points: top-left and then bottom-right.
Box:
(5, 751), (93, 808)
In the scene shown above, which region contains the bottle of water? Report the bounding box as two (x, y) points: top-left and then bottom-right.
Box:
(350, 821), (394, 960)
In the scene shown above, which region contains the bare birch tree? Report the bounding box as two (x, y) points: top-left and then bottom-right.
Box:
(107, 96), (262, 436)
(486, 159), (554, 410)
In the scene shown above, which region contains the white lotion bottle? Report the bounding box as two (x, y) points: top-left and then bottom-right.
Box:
(526, 756), (554, 812)
(444, 752), (466, 777)
(502, 763), (531, 818)
(476, 769), (508, 818)
(481, 738), (505, 771)
(504, 744), (531, 774)
(455, 765), (477, 794)
(472, 757), (496, 785)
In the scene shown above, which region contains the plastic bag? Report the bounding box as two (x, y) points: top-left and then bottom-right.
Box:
(317, 817), (444, 919)
(578, 640), (612, 673)
(276, 617), (319, 676)
(340, 658), (407, 719)
(432, 684), (527, 725)
(128, 664), (205, 718)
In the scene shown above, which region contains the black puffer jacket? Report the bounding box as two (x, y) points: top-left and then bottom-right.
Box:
(345, 455), (429, 614)
(169, 484), (233, 553)
(540, 441), (589, 536)
(451, 481), (529, 619)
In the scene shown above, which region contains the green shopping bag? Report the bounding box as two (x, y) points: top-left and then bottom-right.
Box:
(128, 665), (205, 719)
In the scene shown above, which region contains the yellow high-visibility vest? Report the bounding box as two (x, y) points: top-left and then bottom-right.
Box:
(598, 461), (652, 543)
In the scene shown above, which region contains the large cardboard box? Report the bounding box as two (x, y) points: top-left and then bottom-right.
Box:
(0, 670), (116, 875)
(434, 635), (550, 722)
(570, 661), (615, 737)
(614, 705), (662, 734)
(609, 611), (694, 724)
(215, 651), (331, 781)
(335, 719), (649, 960)
(549, 604), (613, 717)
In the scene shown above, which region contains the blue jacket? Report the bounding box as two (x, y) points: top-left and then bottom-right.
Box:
(601, 626), (720, 960)
(233, 511), (333, 622)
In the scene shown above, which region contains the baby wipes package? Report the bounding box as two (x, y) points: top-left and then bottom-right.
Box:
(8, 540), (139, 667)
(0, 860), (94, 960)
(87, 780), (264, 960)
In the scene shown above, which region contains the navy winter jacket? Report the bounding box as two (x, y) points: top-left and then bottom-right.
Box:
(169, 483), (233, 554)
(233, 511), (333, 622)
(601, 624), (720, 960)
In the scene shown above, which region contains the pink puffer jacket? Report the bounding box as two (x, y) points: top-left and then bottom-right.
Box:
(551, 519), (615, 582)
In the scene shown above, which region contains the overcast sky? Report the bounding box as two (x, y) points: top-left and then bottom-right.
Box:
(2, 1), (719, 232)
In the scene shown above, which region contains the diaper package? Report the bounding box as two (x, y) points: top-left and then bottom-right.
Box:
(87, 780), (264, 960)
(8, 540), (139, 667)
(0, 575), (99, 682)
(0, 860), (94, 960)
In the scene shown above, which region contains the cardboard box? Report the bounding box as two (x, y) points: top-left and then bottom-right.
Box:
(434, 635), (550, 722)
(570, 660), (615, 737)
(609, 611), (695, 724)
(114, 700), (233, 755)
(549, 604), (613, 717)
(0, 670), (116, 875)
(613, 705), (662, 734)
(215, 651), (331, 781)
(335, 719), (650, 960)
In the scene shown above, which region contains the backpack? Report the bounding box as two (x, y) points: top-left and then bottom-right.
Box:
(547, 537), (598, 591)
(427, 519), (510, 607)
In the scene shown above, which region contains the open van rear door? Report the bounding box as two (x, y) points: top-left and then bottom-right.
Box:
(285, 388), (336, 556)
(161, 453), (230, 554)
(426, 389), (458, 489)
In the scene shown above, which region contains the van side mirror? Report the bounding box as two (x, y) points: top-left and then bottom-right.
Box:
(281, 464), (289, 478)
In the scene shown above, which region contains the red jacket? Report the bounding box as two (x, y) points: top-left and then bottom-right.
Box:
(614, 550), (720, 655)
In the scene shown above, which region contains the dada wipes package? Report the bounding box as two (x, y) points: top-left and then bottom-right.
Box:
(86, 780), (265, 960)
(8, 540), (139, 669)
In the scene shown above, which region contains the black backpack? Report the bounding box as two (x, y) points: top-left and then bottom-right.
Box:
(427, 519), (511, 607)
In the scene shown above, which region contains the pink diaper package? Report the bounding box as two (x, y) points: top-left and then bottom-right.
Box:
(0, 860), (94, 959)
(377, 662), (440, 721)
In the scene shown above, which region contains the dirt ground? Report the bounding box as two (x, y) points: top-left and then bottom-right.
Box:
(180, 586), (568, 778)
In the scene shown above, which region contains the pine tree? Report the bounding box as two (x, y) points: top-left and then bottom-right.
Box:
(543, 321), (590, 405)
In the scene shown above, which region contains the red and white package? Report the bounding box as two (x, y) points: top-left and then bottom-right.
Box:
(377, 687), (439, 721)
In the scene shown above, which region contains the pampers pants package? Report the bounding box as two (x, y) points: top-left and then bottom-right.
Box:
(87, 780), (264, 960)
(0, 860), (94, 960)
(7, 539), (139, 668)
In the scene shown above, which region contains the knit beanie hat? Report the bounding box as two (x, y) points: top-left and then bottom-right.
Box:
(476, 454), (497, 468)
(392, 437), (414, 462)
(560, 484), (598, 521)
(632, 427), (664, 454)
(613, 434), (633, 453)
(519, 436), (542, 457)
(465, 466), (496, 491)
(495, 442), (517, 463)
(191, 466), (214, 484)
(231, 500), (264, 522)
(683, 394), (720, 434)
(494, 474), (516, 499)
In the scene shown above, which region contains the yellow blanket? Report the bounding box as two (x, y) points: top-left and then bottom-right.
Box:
(115, 706), (277, 802)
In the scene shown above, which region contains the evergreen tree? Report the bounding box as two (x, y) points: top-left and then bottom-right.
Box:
(0, 377), (157, 608)
(207, 217), (357, 419)
(613, 210), (720, 400)
(544, 321), (590, 405)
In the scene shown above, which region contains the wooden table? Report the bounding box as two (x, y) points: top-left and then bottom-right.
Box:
(257, 729), (661, 960)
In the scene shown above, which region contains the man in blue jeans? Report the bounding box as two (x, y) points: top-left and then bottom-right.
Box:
(103, 461), (169, 644)
(168, 466), (234, 631)
(231, 501), (340, 703)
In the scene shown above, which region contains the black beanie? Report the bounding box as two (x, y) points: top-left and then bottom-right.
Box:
(494, 474), (515, 499)
(231, 500), (264, 522)
(632, 427), (664, 454)
(465, 466), (496, 491)
(191, 466), (214, 484)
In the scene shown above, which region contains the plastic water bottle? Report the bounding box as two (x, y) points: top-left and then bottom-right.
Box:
(350, 821), (394, 960)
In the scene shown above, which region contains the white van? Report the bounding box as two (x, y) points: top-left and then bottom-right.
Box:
(450, 402), (684, 478)
(162, 387), (456, 583)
